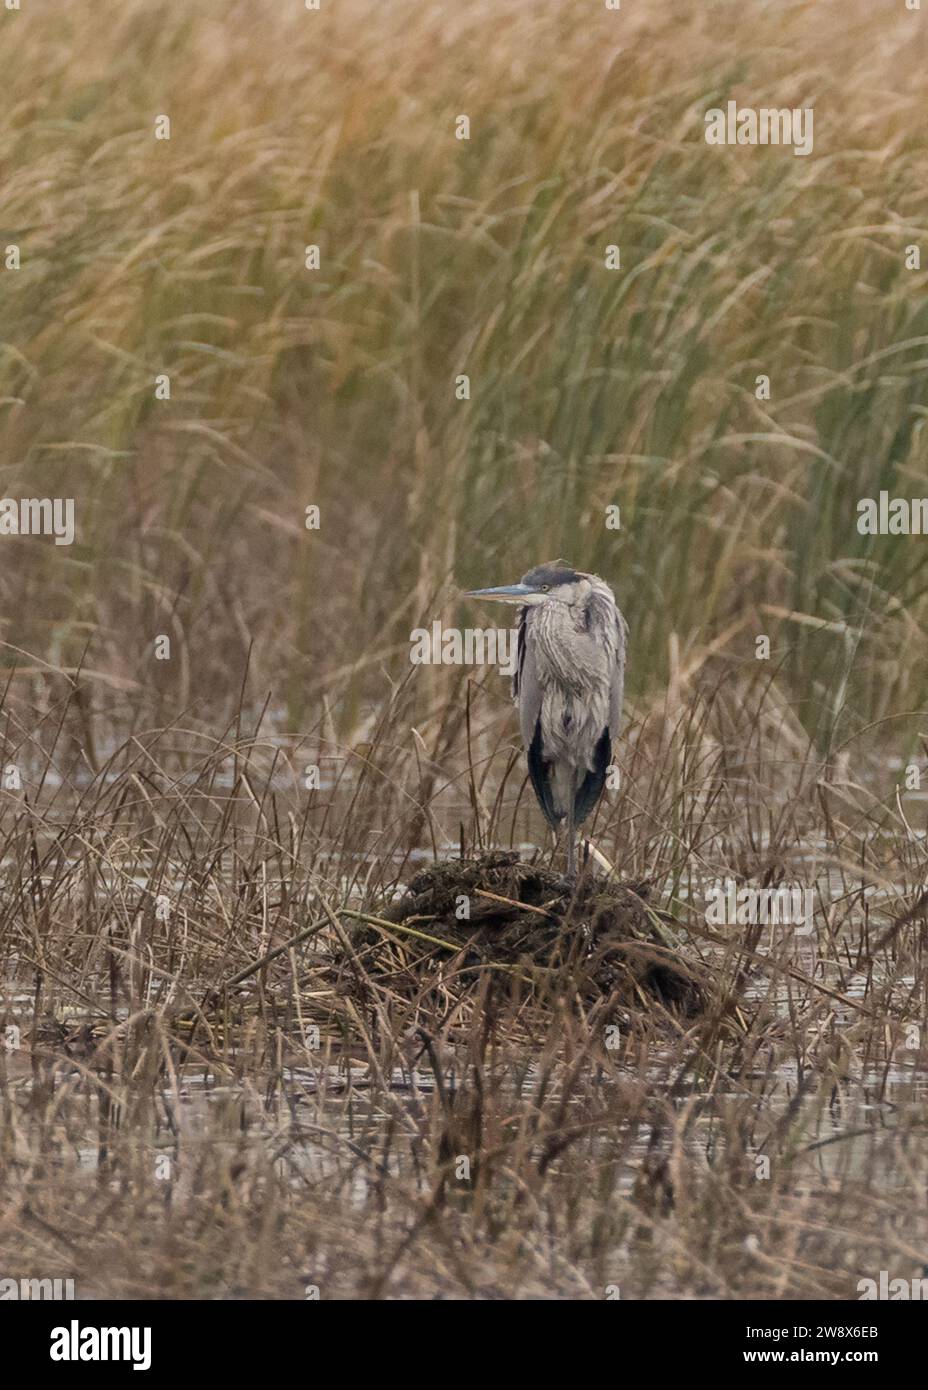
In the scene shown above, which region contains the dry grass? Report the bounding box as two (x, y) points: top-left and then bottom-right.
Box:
(1, 669), (926, 1298)
(1, 0), (927, 733)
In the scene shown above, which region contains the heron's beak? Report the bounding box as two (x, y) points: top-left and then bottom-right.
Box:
(464, 583), (534, 603)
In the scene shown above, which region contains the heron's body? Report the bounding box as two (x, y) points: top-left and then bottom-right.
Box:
(466, 561), (627, 875)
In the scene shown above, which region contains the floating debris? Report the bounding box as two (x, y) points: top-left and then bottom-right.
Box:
(357, 852), (706, 1015)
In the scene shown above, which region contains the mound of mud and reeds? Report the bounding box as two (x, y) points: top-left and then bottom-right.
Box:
(361, 852), (705, 1016)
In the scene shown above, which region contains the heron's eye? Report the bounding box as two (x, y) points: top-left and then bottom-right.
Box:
(539, 585), (549, 592)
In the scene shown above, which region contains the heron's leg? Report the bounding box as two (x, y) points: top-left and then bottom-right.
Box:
(566, 798), (577, 878)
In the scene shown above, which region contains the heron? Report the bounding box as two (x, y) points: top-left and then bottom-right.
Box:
(465, 560), (627, 877)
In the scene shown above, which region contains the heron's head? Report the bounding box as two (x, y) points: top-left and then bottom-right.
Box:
(465, 560), (587, 607)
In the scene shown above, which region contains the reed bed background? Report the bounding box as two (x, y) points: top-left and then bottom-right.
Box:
(1, 0), (927, 742)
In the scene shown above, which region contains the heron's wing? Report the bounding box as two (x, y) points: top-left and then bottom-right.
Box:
(574, 605), (627, 827)
(573, 728), (611, 825)
(608, 607), (628, 741)
(528, 723), (561, 827)
(515, 609), (561, 827)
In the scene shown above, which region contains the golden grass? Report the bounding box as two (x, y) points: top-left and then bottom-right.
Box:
(0, 0), (927, 736)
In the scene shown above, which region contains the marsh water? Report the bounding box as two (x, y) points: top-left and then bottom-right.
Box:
(4, 888), (924, 1190)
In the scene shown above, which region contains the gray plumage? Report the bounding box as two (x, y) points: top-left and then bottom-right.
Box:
(466, 560), (627, 876)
